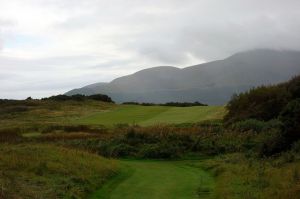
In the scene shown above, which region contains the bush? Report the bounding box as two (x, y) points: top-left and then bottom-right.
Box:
(291, 140), (300, 153)
(87, 94), (114, 102)
(286, 75), (300, 98)
(105, 143), (137, 157)
(138, 143), (181, 159)
(279, 99), (300, 141)
(225, 85), (290, 124)
(231, 119), (283, 133)
(42, 94), (114, 103)
(258, 130), (287, 157)
(122, 101), (207, 107)
(224, 75), (300, 124)
(231, 119), (266, 132)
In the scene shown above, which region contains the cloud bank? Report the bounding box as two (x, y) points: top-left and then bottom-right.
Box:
(0, 0), (300, 98)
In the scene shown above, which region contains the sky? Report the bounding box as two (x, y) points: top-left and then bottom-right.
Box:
(0, 0), (300, 99)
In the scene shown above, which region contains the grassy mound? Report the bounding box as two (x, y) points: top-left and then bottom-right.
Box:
(0, 144), (118, 199)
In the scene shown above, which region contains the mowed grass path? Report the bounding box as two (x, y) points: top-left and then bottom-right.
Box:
(90, 160), (214, 199)
(76, 105), (225, 126)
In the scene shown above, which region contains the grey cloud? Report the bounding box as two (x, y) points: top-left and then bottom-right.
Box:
(1, 0), (300, 98)
(121, 0), (300, 62)
(50, 0), (300, 63)
(0, 19), (14, 26)
(0, 55), (102, 72)
(0, 18), (15, 51)
(0, 55), (134, 99)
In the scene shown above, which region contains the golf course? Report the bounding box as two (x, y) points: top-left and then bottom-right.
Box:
(1, 78), (300, 199)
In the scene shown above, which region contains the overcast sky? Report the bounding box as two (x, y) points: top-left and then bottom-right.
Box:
(0, 0), (300, 99)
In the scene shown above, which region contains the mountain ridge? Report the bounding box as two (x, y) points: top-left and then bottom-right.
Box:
(66, 49), (300, 104)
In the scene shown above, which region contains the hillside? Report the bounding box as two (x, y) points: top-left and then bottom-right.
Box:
(66, 49), (300, 104)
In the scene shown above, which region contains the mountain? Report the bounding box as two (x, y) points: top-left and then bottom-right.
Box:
(66, 49), (300, 105)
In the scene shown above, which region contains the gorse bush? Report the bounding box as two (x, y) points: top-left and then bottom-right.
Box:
(279, 99), (300, 141)
(225, 85), (290, 123)
(225, 75), (300, 124)
(224, 75), (300, 156)
(257, 130), (287, 157)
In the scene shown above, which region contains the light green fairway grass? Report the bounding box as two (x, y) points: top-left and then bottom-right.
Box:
(141, 106), (225, 126)
(90, 160), (214, 199)
(75, 105), (225, 126)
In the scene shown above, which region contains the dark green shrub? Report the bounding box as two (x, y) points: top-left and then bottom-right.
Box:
(106, 143), (137, 157)
(87, 94), (114, 102)
(122, 101), (207, 107)
(264, 119), (283, 130)
(138, 143), (181, 159)
(287, 76), (300, 98)
(257, 130), (287, 157)
(225, 85), (290, 124)
(231, 119), (283, 133)
(231, 119), (266, 132)
(42, 94), (114, 103)
(279, 99), (300, 141)
(291, 140), (300, 153)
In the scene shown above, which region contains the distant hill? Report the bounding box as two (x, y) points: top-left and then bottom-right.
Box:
(66, 49), (300, 104)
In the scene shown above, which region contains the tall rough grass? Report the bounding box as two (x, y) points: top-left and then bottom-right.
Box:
(202, 153), (300, 199)
(0, 144), (118, 199)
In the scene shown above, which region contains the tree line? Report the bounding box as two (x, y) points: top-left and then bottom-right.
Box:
(122, 101), (207, 107)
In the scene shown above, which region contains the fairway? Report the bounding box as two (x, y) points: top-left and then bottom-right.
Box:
(90, 160), (214, 199)
(75, 105), (225, 126)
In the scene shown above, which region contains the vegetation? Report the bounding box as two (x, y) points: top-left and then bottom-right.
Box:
(0, 99), (114, 130)
(1, 75), (300, 198)
(0, 100), (224, 198)
(122, 101), (207, 107)
(225, 75), (300, 123)
(91, 160), (214, 199)
(0, 144), (118, 199)
(41, 94), (114, 103)
(225, 75), (300, 156)
(202, 153), (300, 199)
